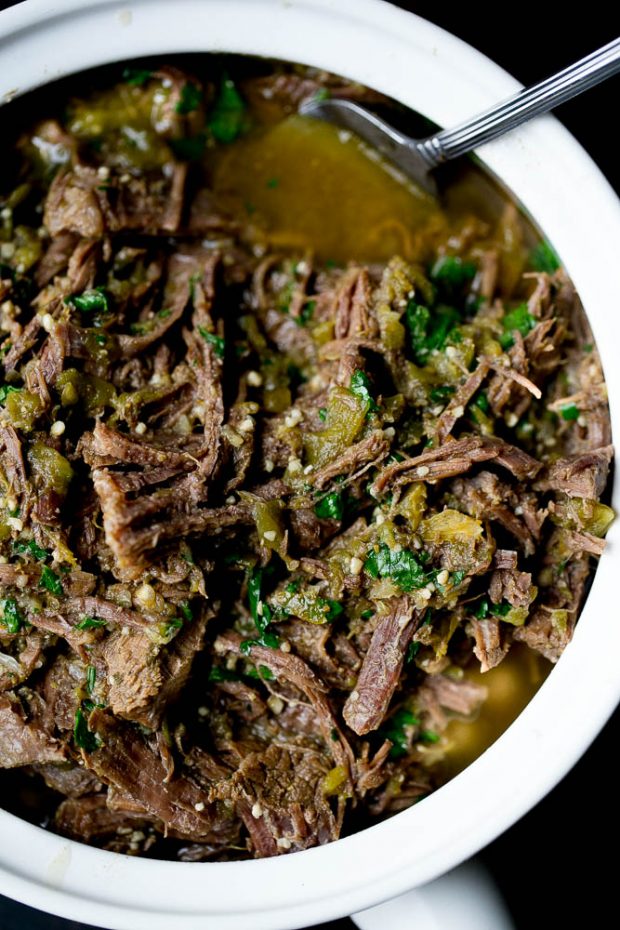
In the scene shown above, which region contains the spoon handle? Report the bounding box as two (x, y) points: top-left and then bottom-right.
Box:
(418, 37), (620, 167)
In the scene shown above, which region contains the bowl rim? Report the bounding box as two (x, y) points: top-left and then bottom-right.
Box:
(1, 1), (619, 928)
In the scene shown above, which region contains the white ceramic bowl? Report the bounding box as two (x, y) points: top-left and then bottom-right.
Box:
(0, 2), (619, 928)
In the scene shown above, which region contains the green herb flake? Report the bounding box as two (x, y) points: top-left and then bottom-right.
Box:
(246, 567), (279, 648)
(198, 326), (225, 359)
(86, 665), (96, 695)
(364, 543), (428, 592)
(179, 601), (193, 622)
(175, 82), (202, 115)
(0, 598), (25, 634)
(208, 76), (247, 144)
(73, 706), (100, 753)
(312, 88), (331, 103)
(122, 67), (153, 86)
(39, 565), (63, 596)
(65, 287), (110, 314)
(0, 384), (21, 405)
(350, 369), (378, 413)
(530, 240), (560, 273)
(380, 708), (420, 759)
(208, 666), (242, 683)
(318, 407), (327, 422)
(406, 641), (421, 664)
(157, 308), (172, 319)
(298, 299), (316, 326)
(560, 403), (580, 421)
(12, 539), (48, 561)
(246, 664), (275, 681)
(314, 491), (344, 520)
(360, 609), (374, 620)
(419, 729), (440, 744)
(429, 385), (455, 405)
(266, 177), (279, 189)
(430, 255), (476, 292)
(471, 391), (490, 413)
(405, 301), (460, 365)
(169, 132), (208, 161)
(75, 616), (106, 631)
(499, 303), (536, 350)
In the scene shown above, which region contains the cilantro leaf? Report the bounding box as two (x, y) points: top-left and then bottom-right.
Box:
(175, 82), (202, 115)
(75, 616), (106, 631)
(405, 301), (460, 365)
(208, 75), (247, 143)
(12, 539), (48, 561)
(123, 67), (153, 86)
(429, 385), (455, 404)
(560, 403), (580, 421)
(530, 240), (560, 273)
(364, 543), (428, 592)
(499, 303), (536, 349)
(65, 287), (110, 314)
(73, 707), (100, 753)
(350, 370), (378, 413)
(39, 566), (63, 596)
(430, 255), (476, 298)
(0, 385), (20, 404)
(169, 132), (207, 161)
(198, 327), (225, 358)
(314, 491), (344, 520)
(0, 598), (25, 634)
(380, 708), (420, 759)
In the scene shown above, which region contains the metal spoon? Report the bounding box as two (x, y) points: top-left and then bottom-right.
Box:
(300, 37), (620, 194)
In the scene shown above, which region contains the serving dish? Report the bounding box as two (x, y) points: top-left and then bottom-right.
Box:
(0, 1), (618, 928)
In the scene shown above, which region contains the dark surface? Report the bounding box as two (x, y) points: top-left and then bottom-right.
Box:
(0, 2), (619, 928)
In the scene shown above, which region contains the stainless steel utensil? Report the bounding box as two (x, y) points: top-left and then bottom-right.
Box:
(300, 37), (620, 193)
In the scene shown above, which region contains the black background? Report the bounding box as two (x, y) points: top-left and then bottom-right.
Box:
(0, 2), (619, 929)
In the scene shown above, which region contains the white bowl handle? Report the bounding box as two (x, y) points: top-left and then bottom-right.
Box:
(351, 859), (514, 930)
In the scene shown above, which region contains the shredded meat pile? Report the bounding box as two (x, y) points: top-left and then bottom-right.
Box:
(0, 59), (613, 860)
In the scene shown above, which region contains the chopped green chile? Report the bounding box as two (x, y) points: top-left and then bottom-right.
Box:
(0, 54), (611, 864)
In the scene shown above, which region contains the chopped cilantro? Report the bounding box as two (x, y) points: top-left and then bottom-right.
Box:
(405, 301), (460, 365)
(169, 132), (207, 161)
(406, 641), (421, 664)
(157, 308), (172, 319)
(86, 665), (96, 695)
(175, 82), (202, 115)
(73, 707), (100, 753)
(499, 303), (536, 349)
(312, 87), (331, 103)
(39, 565), (63, 596)
(314, 491), (344, 520)
(246, 567), (279, 648)
(12, 539), (48, 561)
(364, 543), (428, 592)
(208, 666), (242, 682)
(350, 370), (378, 413)
(470, 391), (490, 413)
(208, 75), (247, 143)
(472, 596), (512, 620)
(583, 343), (593, 354)
(318, 407), (327, 422)
(429, 385), (455, 404)
(75, 616), (106, 631)
(0, 598), (25, 634)
(162, 617), (183, 638)
(419, 729), (440, 744)
(324, 599), (343, 622)
(266, 177), (279, 189)
(245, 664), (275, 681)
(298, 299), (316, 326)
(430, 255), (476, 296)
(0, 385), (20, 404)
(198, 327), (225, 358)
(179, 601), (193, 622)
(380, 708), (420, 759)
(65, 287), (110, 314)
(360, 609), (374, 620)
(122, 67), (153, 86)
(530, 240), (560, 273)
(450, 570), (466, 587)
(560, 403), (580, 421)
